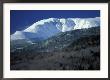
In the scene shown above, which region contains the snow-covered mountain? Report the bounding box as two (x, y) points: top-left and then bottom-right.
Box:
(11, 17), (100, 40)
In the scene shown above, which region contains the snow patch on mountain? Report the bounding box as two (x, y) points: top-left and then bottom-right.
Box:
(72, 17), (100, 29)
(11, 31), (26, 40)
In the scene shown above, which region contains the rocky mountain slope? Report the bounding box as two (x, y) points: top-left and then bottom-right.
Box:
(10, 27), (100, 70)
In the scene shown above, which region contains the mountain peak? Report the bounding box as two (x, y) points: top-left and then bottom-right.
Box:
(11, 17), (100, 40)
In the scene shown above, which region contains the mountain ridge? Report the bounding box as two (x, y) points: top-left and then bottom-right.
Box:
(11, 17), (100, 40)
(11, 27), (100, 53)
